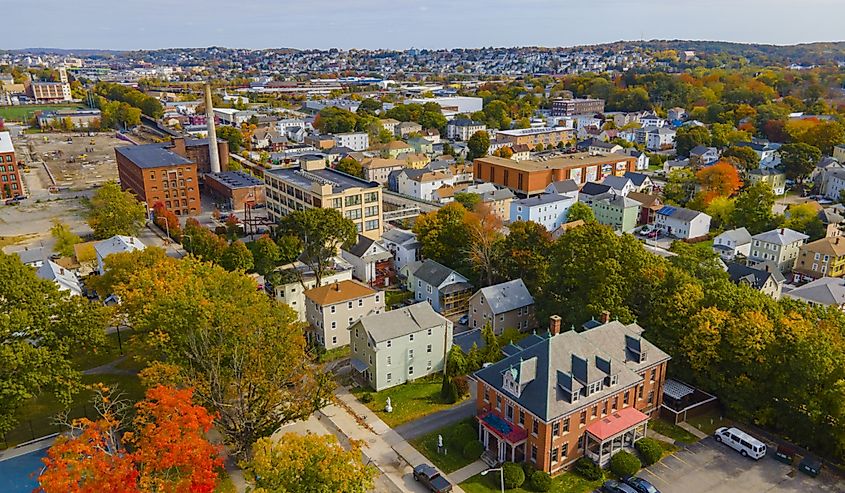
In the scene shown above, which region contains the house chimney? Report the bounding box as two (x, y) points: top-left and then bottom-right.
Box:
(549, 315), (562, 336)
(204, 82), (221, 174)
(333, 281), (340, 291)
(600, 310), (611, 324)
(780, 228), (784, 235)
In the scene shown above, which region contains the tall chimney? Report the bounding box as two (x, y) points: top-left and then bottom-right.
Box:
(600, 310), (611, 324)
(204, 82), (221, 174)
(549, 315), (561, 336)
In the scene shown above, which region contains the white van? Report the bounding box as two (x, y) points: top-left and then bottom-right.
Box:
(714, 427), (767, 460)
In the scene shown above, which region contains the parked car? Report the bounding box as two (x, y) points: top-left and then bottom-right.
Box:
(602, 480), (639, 493)
(413, 464), (452, 493)
(623, 476), (661, 493)
(458, 314), (469, 325)
(714, 427), (767, 460)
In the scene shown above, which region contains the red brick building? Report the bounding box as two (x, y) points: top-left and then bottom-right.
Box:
(115, 144), (200, 216)
(204, 171), (265, 210)
(473, 316), (670, 474)
(0, 131), (23, 200)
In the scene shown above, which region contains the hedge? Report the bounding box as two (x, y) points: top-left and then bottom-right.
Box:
(502, 462), (526, 489)
(573, 457), (603, 481)
(463, 440), (484, 460)
(635, 437), (664, 466)
(530, 470), (552, 492)
(610, 451), (642, 477)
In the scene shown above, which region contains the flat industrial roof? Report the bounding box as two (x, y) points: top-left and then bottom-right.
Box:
(475, 153), (633, 173)
(265, 166), (379, 193)
(0, 131), (14, 154)
(207, 171), (263, 189)
(116, 145), (192, 169)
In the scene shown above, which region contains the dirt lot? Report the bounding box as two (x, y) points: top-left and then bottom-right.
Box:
(17, 131), (126, 191)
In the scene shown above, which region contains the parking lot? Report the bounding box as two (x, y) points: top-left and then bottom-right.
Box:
(640, 438), (845, 493)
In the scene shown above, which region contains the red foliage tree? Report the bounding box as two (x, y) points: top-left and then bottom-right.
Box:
(38, 386), (222, 493)
(695, 161), (743, 205)
(152, 201), (182, 240)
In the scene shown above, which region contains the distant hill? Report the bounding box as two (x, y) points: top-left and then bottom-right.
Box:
(593, 40), (845, 66)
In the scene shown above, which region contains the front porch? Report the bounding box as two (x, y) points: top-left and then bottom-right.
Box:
(477, 410), (527, 467)
(584, 407), (650, 467)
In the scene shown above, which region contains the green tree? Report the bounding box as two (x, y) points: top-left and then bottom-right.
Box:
(356, 98), (382, 116)
(315, 107), (358, 134)
(221, 240), (254, 272)
(0, 252), (108, 436)
(675, 125), (711, 157)
(335, 156), (363, 178)
(50, 220), (81, 257)
(467, 131), (490, 161)
(730, 182), (778, 234)
(248, 235), (281, 276)
(87, 181), (147, 239)
(780, 143), (822, 188)
(722, 146), (760, 171)
(217, 126), (244, 153)
(453, 192), (481, 211)
(785, 203), (826, 240)
(277, 208), (358, 288)
(495, 221), (553, 298)
(445, 344), (467, 378)
(413, 203), (472, 276)
(112, 254), (334, 458)
(663, 168), (697, 206)
(566, 202), (595, 223)
(183, 218), (227, 263)
(246, 434), (377, 493)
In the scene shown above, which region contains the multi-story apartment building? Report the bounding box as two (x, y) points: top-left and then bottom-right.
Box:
(475, 154), (637, 197)
(468, 279), (536, 333)
(263, 159), (384, 239)
(551, 98), (606, 117)
(115, 144), (200, 216)
(447, 119), (487, 141)
(397, 169), (456, 202)
(304, 279), (385, 350)
(510, 194), (575, 232)
(794, 236), (845, 281)
(748, 228), (809, 274)
(349, 302), (453, 391)
(26, 68), (72, 102)
(333, 132), (369, 151)
(361, 158), (406, 184)
(588, 193), (640, 233)
(0, 131), (23, 200)
(273, 258), (354, 321)
(495, 128), (574, 149)
(474, 316), (670, 473)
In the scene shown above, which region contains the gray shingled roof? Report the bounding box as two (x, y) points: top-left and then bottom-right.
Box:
(623, 172), (650, 187)
(474, 321), (670, 422)
(716, 227), (752, 245)
(473, 279), (534, 315)
(382, 228), (416, 246)
(413, 259), (466, 287)
(752, 228), (809, 246)
(784, 277), (845, 306)
(547, 179), (580, 194)
(580, 182), (612, 196)
(602, 175), (633, 191)
(357, 302), (450, 343)
(726, 262), (784, 289)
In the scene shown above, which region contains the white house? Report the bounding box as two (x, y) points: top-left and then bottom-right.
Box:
(397, 169), (455, 201)
(626, 149), (650, 171)
(654, 205), (711, 240)
(748, 228), (808, 274)
(273, 258), (354, 322)
(713, 227), (753, 261)
(645, 127), (676, 151)
(823, 168), (845, 201)
(601, 175), (635, 196)
(36, 260), (83, 296)
(446, 119), (486, 141)
(333, 132), (369, 152)
(640, 113), (667, 128)
(381, 228), (420, 273)
(340, 235), (394, 286)
(93, 235), (146, 274)
(509, 194), (576, 232)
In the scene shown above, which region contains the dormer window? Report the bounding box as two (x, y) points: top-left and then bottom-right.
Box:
(571, 390), (580, 402)
(610, 375), (618, 386)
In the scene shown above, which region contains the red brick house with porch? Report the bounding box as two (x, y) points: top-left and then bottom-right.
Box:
(473, 315), (670, 474)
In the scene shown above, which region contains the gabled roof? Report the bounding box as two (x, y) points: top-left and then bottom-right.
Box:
(752, 228), (809, 246)
(514, 193), (572, 207)
(304, 279), (376, 306)
(726, 262), (784, 289)
(547, 179), (580, 194)
(657, 205), (707, 222)
(473, 279), (534, 315)
(344, 234), (390, 259)
(381, 228), (417, 247)
(36, 260), (82, 294)
(802, 236), (845, 257)
(413, 259), (468, 287)
(626, 192), (661, 209)
(580, 182), (612, 196)
(601, 175), (633, 191)
(784, 277), (845, 306)
(356, 302), (450, 343)
(689, 145), (717, 156)
(94, 235), (146, 259)
(623, 172), (651, 187)
(715, 227), (752, 245)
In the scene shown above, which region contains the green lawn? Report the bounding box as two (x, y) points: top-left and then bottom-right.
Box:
(351, 375), (466, 428)
(649, 418), (699, 444)
(460, 470), (602, 493)
(409, 418), (478, 473)
(685, 410), (733, 436)
(385, 290), (413, 308)
(0, 104), (83, 122)
(319, 345), (350, 363)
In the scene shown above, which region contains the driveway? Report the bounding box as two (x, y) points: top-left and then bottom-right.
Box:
(640, 438), (845, 493)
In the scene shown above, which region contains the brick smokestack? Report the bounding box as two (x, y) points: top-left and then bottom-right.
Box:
(549, 315), (562, 336)
(204, 82), (221, 174)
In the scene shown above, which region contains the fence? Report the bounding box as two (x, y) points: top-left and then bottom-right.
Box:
(1, 404), (96, 450)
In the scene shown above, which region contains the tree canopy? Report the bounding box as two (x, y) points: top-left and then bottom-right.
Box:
(87, 181), (147, 239)
(276, 208), (358, 288)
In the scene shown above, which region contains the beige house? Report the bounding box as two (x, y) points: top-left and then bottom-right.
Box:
(361, 157), (406, 184)
(272, 258), (354, 322)
(305, 279), (385, 350)
(468, 279), (536, 334)
(377, 141), (415, 159)
(748, 228), (809, 274)
(349, 302), (453, 391)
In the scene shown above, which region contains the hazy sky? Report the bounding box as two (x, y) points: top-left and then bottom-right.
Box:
(6, 0), (845, 51)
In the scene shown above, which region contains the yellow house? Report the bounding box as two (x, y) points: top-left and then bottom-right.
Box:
(399, 152), (430, 169)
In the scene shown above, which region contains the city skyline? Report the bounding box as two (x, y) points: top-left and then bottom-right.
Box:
(6, 0), (845, 51)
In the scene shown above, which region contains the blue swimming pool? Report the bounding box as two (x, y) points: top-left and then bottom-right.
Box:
(0, 449), (47, 493)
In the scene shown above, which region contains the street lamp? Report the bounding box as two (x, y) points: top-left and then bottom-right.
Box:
(481, 467), (504, 493)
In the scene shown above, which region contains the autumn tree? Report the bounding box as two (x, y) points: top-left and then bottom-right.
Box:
(785, 203), (826, 240)
(0, 253), (108, 436)
(780, 142), (822, 189)
(50, 220), (81, 257)
(466, 204), (504, 286)
(248, 234), (281, 276)
(183, 218), (227, 263)
(566, 202), (595, 223)
(335, 156), (363, 178)
(721, 146), (759, 172)
(111, 253), (333, 457)
(245, 434), (377, 493)
(221, 240), (254, 272)
(276, 208), (358, 288)
(494, 220), (554, 298)
(695, 161), (743, 205)
(87, 181), (147, 239)
(152, 201), (181, 240)
(38, 385), (222, 493)
(730, 182), (779, 234)
(413, 202), (472, 277)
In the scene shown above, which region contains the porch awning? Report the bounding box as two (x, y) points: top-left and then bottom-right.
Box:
(586, 407), (649, 442)
(350, 358), (368, 373)
(479, 411), (528, 444)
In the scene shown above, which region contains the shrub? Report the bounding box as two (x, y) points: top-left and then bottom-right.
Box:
(463, 440), (484, 460)
(360, 392), (373, 403)
(450, 422), (477, 445)
(454, 375), (470, 398)
(635, 437), (664, 466)
(530, 470), (552, 492)
(610, 451), (641, 478)
(573, 457), (603, 481)
(502, 462), (525, 489)
(520, 461), (536, 478)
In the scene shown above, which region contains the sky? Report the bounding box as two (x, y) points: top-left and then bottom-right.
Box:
(5, 0), (845, 51)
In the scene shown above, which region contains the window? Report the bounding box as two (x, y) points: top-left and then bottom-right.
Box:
(496, 395), (502, 410)
(331, 321), (336, 329)
(387, 356), (391, 365)
(358, 299), (363, 307)
(427, 344), (432, 353)
(364, 192), (378, 203)
(561, 443), (568, 458)
(427, 328), (432, 336)
(344, 195), (362, 207)
(519, 410), (525, 426)
(408, 366), (414, 375)
(331, 336), (337, 345)
(387, 340), (392, 348)
(591, 406), (597, 417)
(562, 417), (570, 433)
(427, 360), (432, 370)
(330, 306), (336, 314)
(650, 369), (656, 382)
(506, 405), (514, 422)
(551, 447), (559, 464)
(387, 373), (392, 381)
(365, 219), (379, 231)
(648, 391), (655, 404)
(638, 385), (644, 400)
(532, 420), (539, 436)
(531, 445), (537, 462)
(365, 206), (379, 217)
(348, 301), (353, 309)
(580, 410), (586, 425)
(552, 421), (560, 437)
(409, 349), (414, 358)
(410, 334), (415, 341)
(623, 391), (630, 406)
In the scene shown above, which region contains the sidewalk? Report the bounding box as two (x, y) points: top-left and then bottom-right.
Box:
(449, 460), (488, 483)
(324, 386), (467, 493)
(678, 421), (709, 440)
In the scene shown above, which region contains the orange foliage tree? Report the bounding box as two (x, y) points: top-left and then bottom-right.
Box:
(695, 161), (743, 205)
(38, 385), (222, 493)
